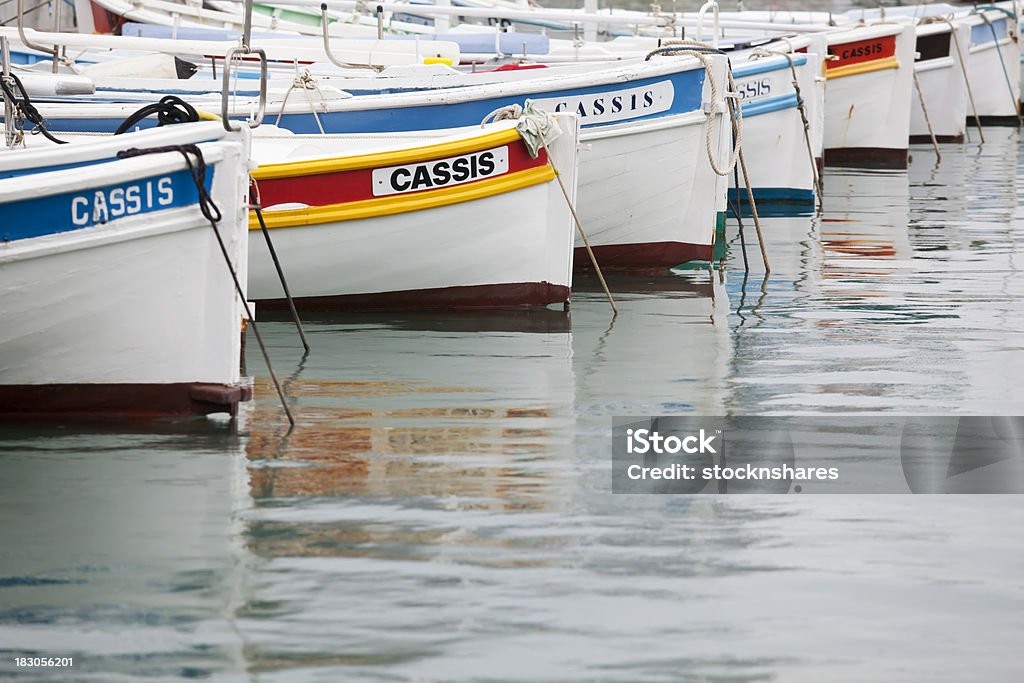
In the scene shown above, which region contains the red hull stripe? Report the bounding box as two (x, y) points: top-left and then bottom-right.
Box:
(257, 139), (548, 210)
(828, 35), (897, 70)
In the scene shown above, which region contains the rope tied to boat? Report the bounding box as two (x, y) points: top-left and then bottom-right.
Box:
(912, 70), (943, 160)
(274, 69), (329, 135)
(919, 15), (985, 142)
(978, 11), (1023, 127)
(249, 176), (310, 354)
(479, 102), (617, 315)
(115, 143), (296, 427)
(481, 101), (562, 158)
(0, 71), (66, 145)
(647, 43), (769, 272)
(645, 43), (742, 177)
(114, 95), (201, 135)
(750, 46), (823, 206)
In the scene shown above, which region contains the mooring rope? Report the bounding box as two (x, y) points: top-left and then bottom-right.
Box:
(913, 71), (943, 160)
(980, 12), (1022, 127)
(646, 43), (742, 177)
(116, 143), (296, 427)
(274, 69), (327, 135)
(752, 45), (823, 208)
(0, 71), (65, 144)
(647, 43), (769, 272)
(920, 15), (985, 142)
(249, 177), (311, 354)
(114, 95), (201, 135)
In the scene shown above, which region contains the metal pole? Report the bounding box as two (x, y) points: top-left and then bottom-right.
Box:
(242, 0), (253, 48)
(17, 0), (58, 65)
(51, 0), (61, 73)
(1, 36), (13, 148)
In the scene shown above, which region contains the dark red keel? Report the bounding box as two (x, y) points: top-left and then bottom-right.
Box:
(256, 281), (571, 312)
(0, 382), (252, 422)
(574, 242), (713, 271)
(824, 147), (909, 169)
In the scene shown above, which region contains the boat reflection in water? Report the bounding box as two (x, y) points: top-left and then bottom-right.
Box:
(245, 306), (576, 511)
(0, 422), (252, 679)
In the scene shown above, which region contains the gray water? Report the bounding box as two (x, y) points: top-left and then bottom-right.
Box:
(3, 126), (1024, 680)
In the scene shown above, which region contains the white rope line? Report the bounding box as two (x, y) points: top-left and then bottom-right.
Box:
(274, 69), (326, 134)
(650, 41), (741, 177)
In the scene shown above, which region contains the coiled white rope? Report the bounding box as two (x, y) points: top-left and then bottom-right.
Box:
(647, 42), (741, 177)
(647, 44), (769, 272)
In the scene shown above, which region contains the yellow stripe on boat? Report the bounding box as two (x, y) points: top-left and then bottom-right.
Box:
(253, 129), (524, 179)
(826, 56), (901, 81)
(249, 165), (556, 229)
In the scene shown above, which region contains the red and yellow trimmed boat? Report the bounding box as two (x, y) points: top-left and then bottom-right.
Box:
(821, 23), (917, 168)
(247, 115), (580, 310)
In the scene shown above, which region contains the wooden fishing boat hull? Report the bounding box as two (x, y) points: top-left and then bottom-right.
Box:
(26, 57), (728, 270)
(823, 24), (916, 168)
(911, 22), (970, 143)
(246, 117), (580, 309)
(728, 50), (823, 213)
(965, 12), (1022, 124)
(0, 127), (251, 420)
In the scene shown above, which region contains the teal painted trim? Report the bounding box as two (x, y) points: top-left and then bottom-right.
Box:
(741, 93), (799, 118)
(733, 54), (808, 78)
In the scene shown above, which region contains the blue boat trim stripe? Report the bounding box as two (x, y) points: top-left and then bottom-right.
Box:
(741, 93), (799, 118)
(0, 167), (215, 243)
(26, 68), (708, 135)
(732, 54), (809, 78)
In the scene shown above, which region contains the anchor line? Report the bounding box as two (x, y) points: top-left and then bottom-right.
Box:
(117, 143), (296, 427)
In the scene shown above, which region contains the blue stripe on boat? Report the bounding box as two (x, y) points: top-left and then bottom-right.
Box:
(0, 168), (212, 242)
(729, 187), (816, 217)
(32, 67), (706, 135)
(741, 93), (799, 118)
(732, 54), (808, 78)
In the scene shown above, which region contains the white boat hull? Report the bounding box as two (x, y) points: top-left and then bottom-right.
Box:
(247, 117), (580, 309)
(0, 128), (251, 419)
(824, 25), (916, 167)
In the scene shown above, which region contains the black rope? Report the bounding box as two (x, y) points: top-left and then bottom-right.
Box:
(113, 95), (201, 135)
(250, 182), (311, 354)
(118, 143), (220, 222)
(0, 72), (66, 144)
(115, 143), (296, 427)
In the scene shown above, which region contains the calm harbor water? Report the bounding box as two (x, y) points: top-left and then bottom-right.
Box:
(3, 130), (1024, 679)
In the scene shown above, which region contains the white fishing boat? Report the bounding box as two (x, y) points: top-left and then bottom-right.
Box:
(21, 52), (731, 270)
(818, 23), (916, 168)
(962, 6), (1021, 124)
(911, 18), (970, 143)
(842, 5), (1020, 127)
(1, 97), (582, 309)
(246, 113), (580, 309)
(0, 122), (252, 420)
